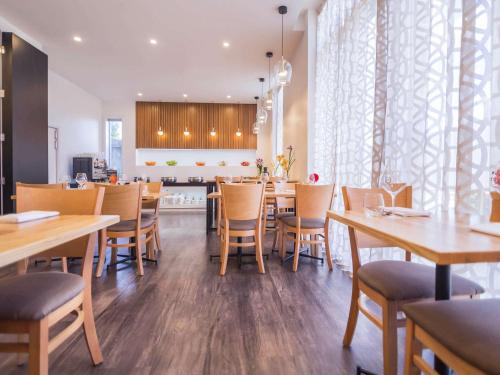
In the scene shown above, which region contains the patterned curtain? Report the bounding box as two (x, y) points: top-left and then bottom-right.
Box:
(314, 0), (500, 293)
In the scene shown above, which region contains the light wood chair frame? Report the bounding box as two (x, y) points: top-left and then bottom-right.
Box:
(491, 191), (500, 222)
(1, 187), (106, 375)
(272, 182), (296, 252)
(215, 176), (242, 236)
(95, 183), (155, 277)
(219, 183), (265, 276)
(279, 184), (335, 272)
(142, 181), (163, 258)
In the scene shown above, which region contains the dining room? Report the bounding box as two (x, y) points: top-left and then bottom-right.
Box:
(0, 1), (500, 375)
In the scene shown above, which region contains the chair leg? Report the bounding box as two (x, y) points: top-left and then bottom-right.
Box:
(135, 236), (144, 276)
(280, 226), (286, 259)
(272, 224), (278, 251)
(256, 230), (265, 274)
(219, 230), (229, 276)
(382, 301), (398, 375)
(17, 334), (27, 366)
(343, 278), (360, 346)
(146, 230), (155, 260)
(95, 230), (107, 278)
(292, 231), (300, 272)
(404, 319), (421, 375)
(28, 318), (49, 375)
(324, 223), (333, 271)
(111, 238), (118, 265)
(154, 222), (162, 251)
(82, 292), (103, 365)
(61, 257), (68, 273)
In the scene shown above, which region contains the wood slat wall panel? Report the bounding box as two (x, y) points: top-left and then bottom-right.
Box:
(136, 102), (257, 149)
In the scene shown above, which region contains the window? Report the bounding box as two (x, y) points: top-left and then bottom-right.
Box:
(106, 119), (123, 173)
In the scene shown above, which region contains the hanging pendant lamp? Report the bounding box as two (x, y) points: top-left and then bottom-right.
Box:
(235, 104), (242, 137)
(257, 78), (268, 124)
(265, 51), (273, 111)
(253, 96), (262, 133)
(274, 5), (292, 86)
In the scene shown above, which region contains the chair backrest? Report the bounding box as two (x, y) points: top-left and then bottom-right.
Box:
(215, 176), (242, 190)
(274, 181), (296, 209)
(16, 182), (64, 189)
(95, 183), (142, 222)
(15, 187), (105, 278)
(270, 176), (286, 183)
(295, 184), (335, 219)
(342, 185), (412, 251)
(142, 182), (163, 210)
(221, 183), (265, 221)
(491, 192), (500, 222)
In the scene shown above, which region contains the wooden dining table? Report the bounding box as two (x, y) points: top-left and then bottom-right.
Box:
(0, 215), (119, 267)
(327, 210), (500, 374)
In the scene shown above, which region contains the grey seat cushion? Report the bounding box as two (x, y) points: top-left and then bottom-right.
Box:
(280, 216), (325, 229)
(108, 216), (155, 232)
(221, 219), (257, 231)
(276, 212), (294, 219)
(358, 260), (484, 301)
(403, 299), (500, 374)
(0, 272), (84, 321)
(141, 212), (157, 221)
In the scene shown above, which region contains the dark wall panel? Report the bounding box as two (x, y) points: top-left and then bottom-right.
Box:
(1, 33), (48, 213)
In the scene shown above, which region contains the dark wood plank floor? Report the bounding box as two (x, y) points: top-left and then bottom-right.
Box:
(0, 211), (406, 374)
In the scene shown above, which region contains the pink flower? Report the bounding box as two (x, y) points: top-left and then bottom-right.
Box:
(308, 173), (319, 183)
(286, 145), (293, 151)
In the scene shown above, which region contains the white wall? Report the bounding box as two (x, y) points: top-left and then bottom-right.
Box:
(282, 9), (317, 182)
(48, 71), (103, 178)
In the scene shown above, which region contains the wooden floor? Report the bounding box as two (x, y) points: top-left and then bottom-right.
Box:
(0, 211), (406, 374)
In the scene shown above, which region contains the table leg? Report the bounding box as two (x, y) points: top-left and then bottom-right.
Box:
(434, 264), (451, 375)
(237, 237), (242, 268)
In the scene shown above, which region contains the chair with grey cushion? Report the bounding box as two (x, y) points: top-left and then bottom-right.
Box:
(403, 299), (500, 375)
(141, 181), (163, 257)
(279, 183), (335, 272)
(219, 183), (265, 276)
(95, 183), (156, 277)
(0, 187), (105, 375)
(341, 186), (485, 375)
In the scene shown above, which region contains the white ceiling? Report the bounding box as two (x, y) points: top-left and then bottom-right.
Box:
(0, 0), (321, 103)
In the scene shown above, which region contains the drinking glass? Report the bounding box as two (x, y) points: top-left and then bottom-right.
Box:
(379, 164), (408, 207)
(223, 175), (232, 184)
(261, 172), (270, 184)
(59, 175), (71, 189)
(75, 173), (88, 190)
(363, 193), (385, 217)
(119, 174), (128, 184)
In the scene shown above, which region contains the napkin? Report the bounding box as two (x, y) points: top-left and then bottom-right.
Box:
(0, 210), (60, 223)
(383, 207), (431, 217)
(470, 222), (500, 237)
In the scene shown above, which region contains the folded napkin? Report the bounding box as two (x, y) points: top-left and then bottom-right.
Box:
(470, 222), (500, 237)
(382, 207), (431, 217)
(0, 210), (60, 223)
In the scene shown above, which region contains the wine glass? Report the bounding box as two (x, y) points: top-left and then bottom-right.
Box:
(379, 164), (408, 207)
(261, 171), (270, 184)
(75, 173), (88, 190)
(223, 175), (232, 184)
(119, 174), (128, 185)
(59, 175), (71, 189)
(363, 193), (385, 217)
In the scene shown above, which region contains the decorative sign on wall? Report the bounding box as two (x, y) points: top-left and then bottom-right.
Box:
(136, 102), (257, 149)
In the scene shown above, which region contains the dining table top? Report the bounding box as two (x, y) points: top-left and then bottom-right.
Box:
(328, 210), (500, 265)
(0, 214), (119, 267)
(207, 189), (296, 199)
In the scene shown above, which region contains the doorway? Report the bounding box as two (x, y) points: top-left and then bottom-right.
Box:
(48, 126), (58, 183)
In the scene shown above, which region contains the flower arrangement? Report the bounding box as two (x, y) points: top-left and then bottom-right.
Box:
(281, 145), (296, 179)
(256, 158), (264, 175)
(308, 173), (319, 184)
(492, 167), (500, 192)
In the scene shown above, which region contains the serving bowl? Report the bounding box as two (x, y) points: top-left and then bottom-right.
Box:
(145, 161), (157, 166)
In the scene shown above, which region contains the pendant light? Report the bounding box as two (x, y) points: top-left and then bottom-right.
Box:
(275, 5), (292, 86)
(257, 78), (268, 124)
(157, 126), (164, 136)
(235, 104), (242, 137)
(183, 127), (190, 136)
(253, 96), (261, 134)
(265, 52), (273, 111)
(209, 102), (216, 136)
(183, 99), (190, 136)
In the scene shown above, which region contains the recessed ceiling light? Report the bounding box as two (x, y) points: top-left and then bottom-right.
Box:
(183, 94), (188, 98)
(73, 35), (82, 42)
(137, 92), (143, 97)
(149, 39), (158, 45)
(227, 95), (231, 99)
(222, 41), (230, 48)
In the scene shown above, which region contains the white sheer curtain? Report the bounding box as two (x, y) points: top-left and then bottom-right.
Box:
(314, 0), (500, 293)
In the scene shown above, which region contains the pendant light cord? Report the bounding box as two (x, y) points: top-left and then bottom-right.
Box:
(268, 58), (271, 90)
(281, 14), (284, 58)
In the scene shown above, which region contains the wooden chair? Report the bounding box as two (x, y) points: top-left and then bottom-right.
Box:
(280, 184), (335, 272)
(142, 182), (163, 257)
(491, 191), (500, 222)
(219, 183), (265, 276)
(15, 182), (67, 272)
(0, 187), (105, 375)
(95, 183), (155, 277)
(215, 176), (242, 236)
(272, 181), (296, 252)
(341, 186), (485, 375)
(403, 299), (500, 375)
